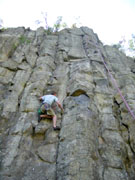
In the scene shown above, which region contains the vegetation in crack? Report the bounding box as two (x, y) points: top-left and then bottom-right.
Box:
(19, 35), (31, 44)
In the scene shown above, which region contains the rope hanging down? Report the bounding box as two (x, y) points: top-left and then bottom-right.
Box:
(98, 48), (135, 120)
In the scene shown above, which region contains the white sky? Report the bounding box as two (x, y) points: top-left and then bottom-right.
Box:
(0, 0), (135, 44)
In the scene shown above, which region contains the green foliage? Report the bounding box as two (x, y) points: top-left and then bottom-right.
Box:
(19, 35), (31, 44)
(12, 43), (18, 50)
(53, 16), (67, 32)
(0, 27), (6, 32)
(53, 16), (62, 32)
(128, 39), (135, 51)
(47, 16), (67, 34)
(112, 34), (135, 57)
(35, 13), (82, 35)
(35, 13), (68, 35)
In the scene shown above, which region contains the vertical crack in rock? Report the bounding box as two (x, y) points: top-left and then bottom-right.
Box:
(122, 123), (135, 156)
(112, 98), (135, 178)
(113, 98), (135, 155)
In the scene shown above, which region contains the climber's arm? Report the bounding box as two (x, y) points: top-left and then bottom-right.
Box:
(56, 101), (64, 113)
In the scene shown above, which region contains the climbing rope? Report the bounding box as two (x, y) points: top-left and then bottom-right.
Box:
(97, 47), (135, 120)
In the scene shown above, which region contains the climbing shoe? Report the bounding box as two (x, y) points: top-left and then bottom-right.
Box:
(53, 126), (61, 131)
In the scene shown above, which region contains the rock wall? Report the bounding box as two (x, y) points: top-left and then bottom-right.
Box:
(0, 27), (135, 180)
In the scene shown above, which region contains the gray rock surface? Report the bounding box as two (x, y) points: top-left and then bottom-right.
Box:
(0, 26), (135, 180)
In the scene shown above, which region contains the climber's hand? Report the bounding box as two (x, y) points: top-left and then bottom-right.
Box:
(61, 109), (64, 115)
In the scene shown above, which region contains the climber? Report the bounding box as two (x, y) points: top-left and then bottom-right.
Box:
(38, 91), (64, 130)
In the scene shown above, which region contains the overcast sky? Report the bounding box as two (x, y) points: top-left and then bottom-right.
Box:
(0, 0), (135, 45)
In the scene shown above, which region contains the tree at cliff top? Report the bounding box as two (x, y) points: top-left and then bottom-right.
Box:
(35, 13), (67, 34)
(113, 34), (135, 57)
(35, 12), (82, 34)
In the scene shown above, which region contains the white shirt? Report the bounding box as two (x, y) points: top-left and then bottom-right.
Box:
(41, 95), (58, 105)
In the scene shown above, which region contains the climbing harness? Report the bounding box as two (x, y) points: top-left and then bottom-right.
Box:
(97, 47), (135, 120)
(37, 102), (51, 119)
(44, 102), (51, 110)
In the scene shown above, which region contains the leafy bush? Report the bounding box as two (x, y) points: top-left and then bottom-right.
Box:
(112, 35), (135, 57)
(35, 13), (67, 34)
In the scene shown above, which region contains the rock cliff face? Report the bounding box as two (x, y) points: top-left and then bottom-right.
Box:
(0, 27), (135, 180)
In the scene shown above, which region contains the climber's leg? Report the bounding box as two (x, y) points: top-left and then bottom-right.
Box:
(40, 114), (53, 119)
